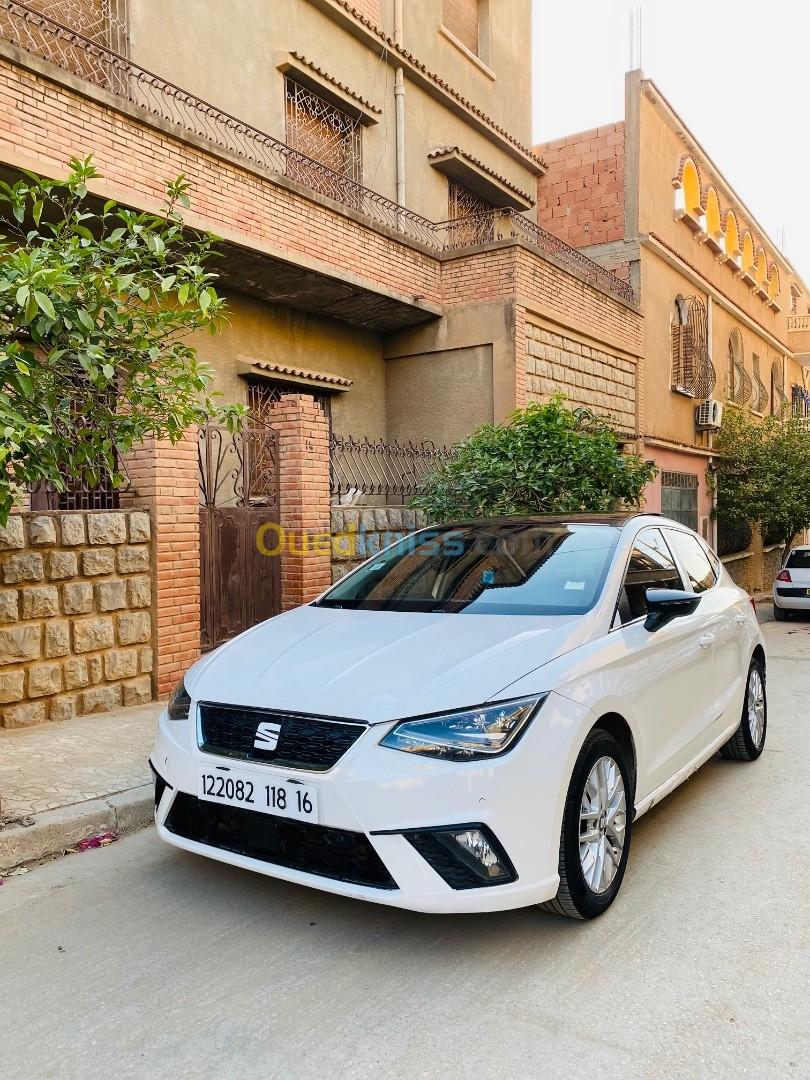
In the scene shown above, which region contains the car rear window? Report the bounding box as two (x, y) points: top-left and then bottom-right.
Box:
(316, 523), (620, 615)
(786, 550), (810, 570)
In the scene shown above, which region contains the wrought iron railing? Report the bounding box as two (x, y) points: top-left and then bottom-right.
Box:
(330, 434), (455, 505)
(0, 0), (636, 304)
(198, 425), (279, 509)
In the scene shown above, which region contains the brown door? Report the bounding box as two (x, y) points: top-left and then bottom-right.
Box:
(199, 426), (281, 652)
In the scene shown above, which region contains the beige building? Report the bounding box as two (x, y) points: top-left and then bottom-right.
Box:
(537, 70), (810, 565)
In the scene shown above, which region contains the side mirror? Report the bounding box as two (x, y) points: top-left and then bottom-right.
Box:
(644, 588), (702, 632)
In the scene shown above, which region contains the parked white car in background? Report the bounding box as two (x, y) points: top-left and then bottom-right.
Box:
(773, 545), (810, 620)
(152, 514), (765, 920)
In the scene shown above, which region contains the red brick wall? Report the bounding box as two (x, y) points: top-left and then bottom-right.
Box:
(536, 123), (626, 249)
(121, 432), (199, 697)
(0, 58), (441, 308)
(268, 395), (332, 610)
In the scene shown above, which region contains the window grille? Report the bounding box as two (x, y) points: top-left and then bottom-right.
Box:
(670, 296), (714, 398)
(726, 330), (752, 405)
(771, 361), (788, 415)
(284, 77), (362, 205)
(445, 180), (495, 248)
(443, 0), (479, 53)
(661, 472), (699, 532)
(751, 355), (769, 414)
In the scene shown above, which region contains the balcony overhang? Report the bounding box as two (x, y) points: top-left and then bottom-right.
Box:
(428, 147), (535, 211)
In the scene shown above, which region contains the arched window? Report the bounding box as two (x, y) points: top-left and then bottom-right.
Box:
(768, 264), (781, 308)
(682, 158), (701, 217)
(741, 232), (756, 284)
(755, 248), (769, 294)
(727, 330), (752, 404)
(672, 296), (714, 397)
(771, 360), (787, 415)
(703, 187), (723, 252)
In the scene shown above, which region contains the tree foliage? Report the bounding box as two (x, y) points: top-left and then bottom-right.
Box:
(715, 406), (810, 545)
(412, 397), (657, 522)
(0, 157), (243, 524)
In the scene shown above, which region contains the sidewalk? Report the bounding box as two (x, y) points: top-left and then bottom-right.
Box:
(0, 702), (161, 872)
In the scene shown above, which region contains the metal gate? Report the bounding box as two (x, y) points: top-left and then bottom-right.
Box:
(198, 425), (281, 652)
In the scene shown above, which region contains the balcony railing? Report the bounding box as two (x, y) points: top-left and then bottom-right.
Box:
(0, 0), (636, 304)
(788, 315), (810, 332)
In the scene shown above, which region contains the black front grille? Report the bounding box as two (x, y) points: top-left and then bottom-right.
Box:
(165, 794), (397, 890)
(198, 703), (365, 771)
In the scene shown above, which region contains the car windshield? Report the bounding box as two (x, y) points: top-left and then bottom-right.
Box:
(316, 523), (620, 615)
(786, 549), (810, 570)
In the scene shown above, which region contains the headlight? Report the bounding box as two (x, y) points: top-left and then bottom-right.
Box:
(167, 679), (191, 722)
(379, 696), (545, 761)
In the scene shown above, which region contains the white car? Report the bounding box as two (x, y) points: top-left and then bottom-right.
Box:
(151, 513), (766, 920)
(773, 545), (810, 619)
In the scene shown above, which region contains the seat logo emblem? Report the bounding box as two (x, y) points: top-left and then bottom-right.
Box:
(254, 721), (282, 751)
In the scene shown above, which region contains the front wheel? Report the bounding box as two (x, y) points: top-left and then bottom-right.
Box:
(541, 729), (633, 920)
(719, 656), (767, 761)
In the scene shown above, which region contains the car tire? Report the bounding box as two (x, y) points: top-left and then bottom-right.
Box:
(719, 656), (767, 762)
(541, 729), (633, 920)
(773, 603), (787, 621)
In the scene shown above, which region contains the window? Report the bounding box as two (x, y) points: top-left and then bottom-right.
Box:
(670, 295), (713, 397)
(727, 329), (752, 404)
(661, 471), (699, 532)
(617, 528), (682, 624)
(443, 0), (480, 54)
(284, 78), (362, 205)
(445, 179), (495, 248)
(752, 354), (768, 414)
(318, 523), (620, 616)
(771, 360), (787, 416)
(786, 549), (810, 570)
(666, 530), (717, 593)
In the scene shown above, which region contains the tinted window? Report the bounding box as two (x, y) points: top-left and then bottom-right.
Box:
(618, 528), (682, 624)
(666, 530), (717, 593)
(786, 549), (810, 570)
(317, 523), (620, 616)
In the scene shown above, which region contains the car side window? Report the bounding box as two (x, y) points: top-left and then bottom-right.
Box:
(666, 530), (717, 593)
(618, 528), (683, 624)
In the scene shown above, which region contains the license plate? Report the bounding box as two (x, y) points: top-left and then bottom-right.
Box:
(198, 763), (318, 823)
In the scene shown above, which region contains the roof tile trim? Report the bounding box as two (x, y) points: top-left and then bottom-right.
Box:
(328, 0), (547, 170)
(289, 51), (383, 114)
(428, 145), (535, 206)
(247, 359), (354, 387)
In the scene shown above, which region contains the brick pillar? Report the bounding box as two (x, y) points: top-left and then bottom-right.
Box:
(121, 431), (200, 697)
(267, 395), (332, 610)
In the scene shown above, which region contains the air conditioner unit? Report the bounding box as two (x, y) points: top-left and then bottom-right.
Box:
(695, 399), (723, 430)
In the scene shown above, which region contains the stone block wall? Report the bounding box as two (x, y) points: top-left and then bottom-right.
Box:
(525, 322), (637, 435)
(0, 511), (154, 728)
(331, 507), (428, 582)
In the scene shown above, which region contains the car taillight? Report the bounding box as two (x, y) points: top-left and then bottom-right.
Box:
(777, 570), (792, 583)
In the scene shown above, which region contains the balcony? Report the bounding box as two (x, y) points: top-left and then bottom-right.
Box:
(788, 315), (810, 364)
(0, 0), (635, 313)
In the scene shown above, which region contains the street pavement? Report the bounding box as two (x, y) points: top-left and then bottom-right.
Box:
(1, 613), (808, 1080)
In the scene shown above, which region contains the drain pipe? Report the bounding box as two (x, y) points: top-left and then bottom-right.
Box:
(394, 0), (406, 207)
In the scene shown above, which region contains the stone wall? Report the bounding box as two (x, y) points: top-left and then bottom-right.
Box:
(524, 322), (637, 434)
(0, 511), (153, 728)
(331, 507), (428, 582)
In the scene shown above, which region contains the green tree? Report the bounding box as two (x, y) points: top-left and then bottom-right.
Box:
(0, 157), (243, 524)
(412, 397), (657, 522)
(715, 405), (810, 545)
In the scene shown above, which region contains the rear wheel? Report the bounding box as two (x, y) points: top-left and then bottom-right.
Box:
(719, 657), (767, 762)
(773, 603), (788, 622)
(541, 730), (633, 920)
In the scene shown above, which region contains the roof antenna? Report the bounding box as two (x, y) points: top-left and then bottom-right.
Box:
(629, 5), (643, 70)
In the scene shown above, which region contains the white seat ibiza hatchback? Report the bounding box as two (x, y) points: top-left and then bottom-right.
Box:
(152, 514), (765, 919)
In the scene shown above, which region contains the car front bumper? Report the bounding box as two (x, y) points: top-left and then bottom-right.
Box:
(151, 691), (594, 914)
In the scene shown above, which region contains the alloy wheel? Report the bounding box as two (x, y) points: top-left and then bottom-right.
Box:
(747, 667), (766, 749)
(579, 755), (627, 895)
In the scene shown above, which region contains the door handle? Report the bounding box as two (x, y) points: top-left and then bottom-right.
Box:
(698, 633), (715, 649)
(735, 614), (747, 628)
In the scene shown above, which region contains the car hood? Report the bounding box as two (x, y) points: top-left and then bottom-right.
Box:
(185, 604), (595, 724)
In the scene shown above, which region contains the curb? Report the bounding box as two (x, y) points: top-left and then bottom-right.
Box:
(0, 783), (154, 874)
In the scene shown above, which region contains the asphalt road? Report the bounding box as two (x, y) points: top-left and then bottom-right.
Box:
(2, 613), (809, 1080)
